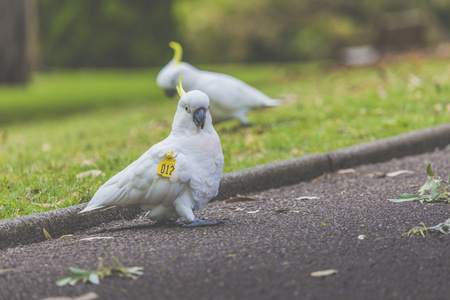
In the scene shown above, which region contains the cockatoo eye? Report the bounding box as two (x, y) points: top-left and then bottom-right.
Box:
(184, 105), (189, 112)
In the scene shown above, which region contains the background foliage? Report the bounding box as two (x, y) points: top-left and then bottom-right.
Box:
(37, 0), (176, 68)
(37, 0), (450, 67)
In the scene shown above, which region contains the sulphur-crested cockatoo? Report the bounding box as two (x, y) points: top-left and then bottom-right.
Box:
(156, 42), (282, 126)
(79, 77), (224, 227)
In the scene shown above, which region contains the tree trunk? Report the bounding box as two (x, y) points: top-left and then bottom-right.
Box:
(0, 0), (36, 84)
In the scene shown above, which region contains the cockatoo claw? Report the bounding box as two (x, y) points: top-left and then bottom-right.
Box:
(178, 218), (225, 228)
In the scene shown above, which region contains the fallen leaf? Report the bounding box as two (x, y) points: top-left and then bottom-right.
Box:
(43, 227), (52, 240)
(386, 170), (414, 177)
(76, 170), (105, 179)
(274, 209), (290, 213)
(56, 255), (143, 287)
(0, 269), (11, 274)
(223, 196), (257, 204)
(42, 143), (51, 152)
(38, 292), (99, 300)
(59, 235), (74, 239)
(338, 168), (356, 175)
(434, 103), (443, 112)
(80, 237), (114, 241)
(33, 203), (50, 207)
(377, 87), (387, 99)
(80, 159), (96, 166)
(290, 148), (299, 155)
(312, 174), (326, 182)
(409, 74), (422, 88)
(296, 196), (319, 201)
(33, 200), (64, 208)
(310, 269), (338, 277)
(231, 208), (245, 212)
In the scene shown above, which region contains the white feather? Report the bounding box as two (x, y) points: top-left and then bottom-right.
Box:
(157, 58), (281, 125)
(79, 90), (224, 223)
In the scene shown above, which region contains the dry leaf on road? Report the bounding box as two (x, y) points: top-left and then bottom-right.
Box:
(79, 237), (114, 241)
(223, 196), (257, 204)
(296, 196), (319, 201)
(39, 292), (99, 300)
(386, 170), (414, 177)
(43, 227), (52, 240)
(311, 269), (338, 277)
(338, 168), (356, 175)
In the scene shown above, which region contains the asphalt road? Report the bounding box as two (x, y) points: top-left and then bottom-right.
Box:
(0, 148), (449, 300)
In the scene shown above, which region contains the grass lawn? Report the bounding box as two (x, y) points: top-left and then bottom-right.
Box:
(0, 55), (449, 220)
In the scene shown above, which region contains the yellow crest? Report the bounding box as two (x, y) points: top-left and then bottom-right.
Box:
(169, 41), (183, 65)
(176, 74), (186, 98)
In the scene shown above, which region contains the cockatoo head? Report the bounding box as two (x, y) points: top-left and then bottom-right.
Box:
(156, 42), (197, 98)
(172, 75), (212, 134)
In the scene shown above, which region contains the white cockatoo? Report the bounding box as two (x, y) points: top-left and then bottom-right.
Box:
(79, 77), (224, 227)
(156, 42), (282, 126)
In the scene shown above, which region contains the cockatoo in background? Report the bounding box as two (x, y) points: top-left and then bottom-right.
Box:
(79, 77), (224, 227)
(156, 42), (282, 126)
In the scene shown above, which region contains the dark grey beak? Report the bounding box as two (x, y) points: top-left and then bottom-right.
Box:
(193, 108), (206, 129)
(164, 89), (177, 98)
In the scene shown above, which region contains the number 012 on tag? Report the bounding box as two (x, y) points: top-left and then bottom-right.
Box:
(157, 152), (176, 178)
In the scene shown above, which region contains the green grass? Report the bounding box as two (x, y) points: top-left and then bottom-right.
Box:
(0, 69), (159, 125)
(1, 56), (449, 220)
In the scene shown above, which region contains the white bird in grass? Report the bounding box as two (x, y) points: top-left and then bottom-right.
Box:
(156, 42), (282, 126)
(79, 76), (224, 227)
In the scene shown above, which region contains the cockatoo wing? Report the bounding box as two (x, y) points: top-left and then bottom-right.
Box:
(79, 137), (187, 213)
(197, 71), (281, 107)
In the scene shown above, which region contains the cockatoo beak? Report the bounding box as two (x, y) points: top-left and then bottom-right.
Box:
(165, 89), (177, 98)
(193, 108), (206, 129)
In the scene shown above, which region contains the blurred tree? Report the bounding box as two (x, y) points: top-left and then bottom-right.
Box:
(0, 0), (37, 84)
(173, 0), (449, 63)
(37, 0), (176, 68)
(35, 0), (450, 68)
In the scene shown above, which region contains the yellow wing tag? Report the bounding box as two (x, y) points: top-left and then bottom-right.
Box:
(157, 152), (176, 178)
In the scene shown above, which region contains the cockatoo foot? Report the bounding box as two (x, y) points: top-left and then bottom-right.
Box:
(178, 218), (224, 228)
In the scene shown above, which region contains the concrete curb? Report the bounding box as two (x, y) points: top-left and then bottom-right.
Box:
(216, 123), (450, 199)
(1, 123), (450, 249)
